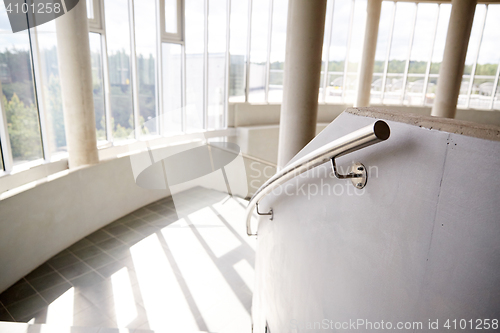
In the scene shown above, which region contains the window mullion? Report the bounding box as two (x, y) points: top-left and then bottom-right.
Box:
(224, 0), (231, 128)
(380, 2), (396, 104)
(128, 0), (141, 138)
(203, 0), (208, 129)
(156, 0), (163, 135)
(341, 0), (355, 104)
(264, 0), (273, 103)
(321, 0), (335, 104)
(465, 4), (487, 109)
(422, 4), (440, 107)
(0, 79), (14, 173)
(400, 3), (417, 104)
(28, 27), (51, 162)
(245, 0), (253, 103)
(488, 59), (500, 110)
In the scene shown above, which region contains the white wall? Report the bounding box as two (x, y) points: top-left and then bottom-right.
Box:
(251, 110), (500, 332)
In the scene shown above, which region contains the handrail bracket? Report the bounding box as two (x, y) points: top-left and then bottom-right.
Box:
(331, 158), (367, 189)
(256, 202), (273, 221)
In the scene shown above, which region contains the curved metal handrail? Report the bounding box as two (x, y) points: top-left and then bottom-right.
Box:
(246, 120), (391, 236)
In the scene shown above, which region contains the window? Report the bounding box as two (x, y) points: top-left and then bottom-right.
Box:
(33, 21), (67, 157)
(162, 43), (182, 134)
(458, 5), (487, 108)
(468, 5), (500, 110)
(425, 4), (452, 105)
(104, 0), (134, 141)
(404, 3), (439, 106)
(268, 0), (289, 103)
(0, 4), (44, 166)
(89, 33), (106, 142)
(134, 0), (159, 136)
(185, 0), (205, 131)
(371, 1), (395, 105)
(207, 0), (227, 129)
(228, 0), (249, 102)
(248, 0), (270, 103)
(324, 0), (351, 104)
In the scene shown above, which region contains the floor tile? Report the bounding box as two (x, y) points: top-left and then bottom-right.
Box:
(131, 208), (152, 218)
(139, 213), (163, 223)
(76, 280), (114, 305)
(73, 292), (95, 315)
(86, 230), (113, 244)
(24, 264), (55, 282)
(47, 252), (80, 270)
(114, 230), (144, 245)
(72, 305), (112, 328)
(132, 225), (158, 237)
(72, 245), (104, 261)
(105, 244), (131, 260)
(95, 238), (124, 251)
(123, 219), (148, 229)
(70, 272), (105, 289)
(105, 224), (131, 237)
(68, 238), (94, 252)
(29, 272), (67, 293)
(84, 253), (116, 270)
(0, 304), (14, 321)
(6, 294), (47, 322)
(58, 261), (93, 281)
(0, 280), (37, 307)
(38, 282), (72, 304)
(96, 261), (126, 279)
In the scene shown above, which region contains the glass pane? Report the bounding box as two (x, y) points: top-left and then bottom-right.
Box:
(405, 3), (438, 106)
(384, 2), (416, 105)
(87, 0), (94, 19)
(469, 5), (500, 109)
(185, 0), (204, 131)
(325, 0), (351, 103)
(229, 0), (248, 102)
(248, 0), (270, 103)
(135, 0), (158, 137)
(344, 0), (367, 104)
(207, 0), (227, 129)
(35, 20), (67, 157)
(162, 43), (182, 134)
(165, 0), (178, 34)
(268, 0), (288, 103)
(104, 0), (134, 141)
(371, 1), (395, 104)
(89, 33), (106, 142)
(319, 0), (334, 102)
(458, 4), (487, 107)
(0, 4), (43, 165)
(425, 4), (451, 105)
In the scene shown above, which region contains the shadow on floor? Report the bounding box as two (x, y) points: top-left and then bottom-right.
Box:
(0, 187), (255, 333)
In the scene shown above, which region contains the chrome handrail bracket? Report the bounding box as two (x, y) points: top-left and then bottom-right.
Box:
(246, 120), (390, 236)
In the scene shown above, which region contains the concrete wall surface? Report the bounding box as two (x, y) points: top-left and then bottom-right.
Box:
(251, 110), (500, 332)
(228, 102), (500, 128)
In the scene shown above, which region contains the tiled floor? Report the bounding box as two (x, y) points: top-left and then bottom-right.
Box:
(0, 187), (255, 333)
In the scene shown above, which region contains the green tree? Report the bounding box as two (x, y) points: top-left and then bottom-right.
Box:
(4, 94), (42, 161)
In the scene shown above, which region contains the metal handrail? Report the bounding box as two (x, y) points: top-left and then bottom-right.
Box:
(246, 120), (391, 236)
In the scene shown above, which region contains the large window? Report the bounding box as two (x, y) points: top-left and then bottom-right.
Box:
(2, 0), (500, 174)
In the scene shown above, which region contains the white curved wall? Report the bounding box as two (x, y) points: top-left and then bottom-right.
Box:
(251, 110), (500, 332)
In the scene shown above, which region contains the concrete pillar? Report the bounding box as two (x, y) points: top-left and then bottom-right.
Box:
(431, 0), (477, 118)
(355, 0), (382, 108)
(277, 0), (327, 168)
(56, 1), (99, 168)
